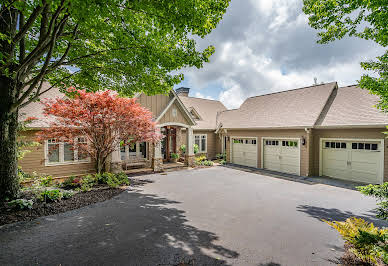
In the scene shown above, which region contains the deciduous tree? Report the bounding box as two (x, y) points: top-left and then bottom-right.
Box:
(0, 0), (230, 200)
(38, 88), (162, 174)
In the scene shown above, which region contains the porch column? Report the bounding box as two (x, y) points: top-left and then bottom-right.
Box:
(136, 142), (141, 158)
(152, 141), (163, 172)
(185, 127), (195, 167)
(110, 142), (122, 173)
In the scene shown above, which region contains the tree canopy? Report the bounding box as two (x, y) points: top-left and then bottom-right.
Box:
(303, 0), (387, 111)
(1, 0), (230, 112)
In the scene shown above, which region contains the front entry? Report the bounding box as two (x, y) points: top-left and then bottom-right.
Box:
(161, 126), (177, 162)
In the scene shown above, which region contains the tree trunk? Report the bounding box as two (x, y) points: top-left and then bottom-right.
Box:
(0, 76), (19, 201)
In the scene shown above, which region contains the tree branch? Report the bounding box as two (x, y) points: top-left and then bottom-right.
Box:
(12, 3), (43, 45)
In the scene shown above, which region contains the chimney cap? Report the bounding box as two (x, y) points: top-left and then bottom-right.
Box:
(176, 87), (190, 96)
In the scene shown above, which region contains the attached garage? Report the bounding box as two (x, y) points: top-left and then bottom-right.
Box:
(231, 137), (257, 168)
(320, 138), (384, 184)
(262, 138), (300, 175)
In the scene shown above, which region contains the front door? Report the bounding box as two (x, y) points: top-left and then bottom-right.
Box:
(161, 127), (177, 162)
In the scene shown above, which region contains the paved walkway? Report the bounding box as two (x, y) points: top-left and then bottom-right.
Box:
(1, 166), (386, 265)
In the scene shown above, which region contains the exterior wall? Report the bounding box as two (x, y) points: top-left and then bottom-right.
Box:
(224, 129), (310, 176)
(180, 129), (218, 159)
(137, 93), (171, 118)
(159, 101), (191, 125)
(18, 131), (95, 177)
(312, 128), (387, 181)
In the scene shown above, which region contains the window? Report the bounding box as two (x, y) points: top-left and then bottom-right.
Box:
(325, 142), (346, 149)
(46, 138), (89, 165)
(194, 134), (207, 153)
(352, 142), (378, 151)
(266, 140), (279, 146)
(282, 140), (298, 147)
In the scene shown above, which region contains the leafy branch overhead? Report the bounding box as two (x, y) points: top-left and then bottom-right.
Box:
(0, 0), (230, 112)
(303, 0), (387, 111)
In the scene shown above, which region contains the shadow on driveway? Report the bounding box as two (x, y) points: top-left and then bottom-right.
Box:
(296, 205), (388, 228)
(0, 189), (239, 265)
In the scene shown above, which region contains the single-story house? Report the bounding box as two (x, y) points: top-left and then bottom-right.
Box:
(19, 81), (388, 184)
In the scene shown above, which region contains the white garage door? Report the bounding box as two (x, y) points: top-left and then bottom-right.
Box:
(231, 138), (257, 168)
(322, 140), (383, 184)
(263, 139), (300, 175)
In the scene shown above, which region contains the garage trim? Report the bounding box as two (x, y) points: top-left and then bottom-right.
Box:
(230, 136), (258, 168)
(261, 137), (301, 176)
(319, 138), (385, 184)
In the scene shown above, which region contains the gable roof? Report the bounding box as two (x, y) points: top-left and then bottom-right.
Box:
(179, 96), (227, 130)
(316, 85), (388, 127)
(218, 82), (338, 129)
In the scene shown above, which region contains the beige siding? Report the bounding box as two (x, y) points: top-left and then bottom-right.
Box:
(312, 128), (387, 181)
(18, 131), (95, 177)
(225, 129), (310, 176)
(137, 93), (171, 118)
(159, 101), (191, 125)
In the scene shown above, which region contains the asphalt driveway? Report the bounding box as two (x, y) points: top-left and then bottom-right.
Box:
(1, 166), (386, 266)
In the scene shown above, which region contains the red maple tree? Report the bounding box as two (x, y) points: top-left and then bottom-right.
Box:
(37, 88), (161, 173)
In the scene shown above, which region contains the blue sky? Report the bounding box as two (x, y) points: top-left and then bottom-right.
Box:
(173, 0), (384, 109)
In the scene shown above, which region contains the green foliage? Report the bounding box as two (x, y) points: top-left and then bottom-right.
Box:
(180, 144), (186, 154)
(39, 190), (63, 203)
(7, 199), (34, 210)
(16, 117), (40, 160)
(216, 153), (226, 160)
(96, 172), (129, 188)
(62, 190), (75, 199)
(357, 182), (388, 220)
(79, 174), (97, 192)
(61, 176), (82, 189)
(171, 153), (179, 159)
(200, 160), (214, 166)
(303, 0), (387, 111)
(39, 175), (54, 187)
(220, 160), (227, 165)
(193, 144), (199, 154)
(325, 217), (388, 265)
(195, 155), (207, 164)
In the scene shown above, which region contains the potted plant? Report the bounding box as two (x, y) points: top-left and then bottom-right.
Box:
(170, 153), (179, 163)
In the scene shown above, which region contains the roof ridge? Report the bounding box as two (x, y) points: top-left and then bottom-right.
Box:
(338, 84), (358, 88)
(179, 95), (223, 103)
(245, 81), (337, 101)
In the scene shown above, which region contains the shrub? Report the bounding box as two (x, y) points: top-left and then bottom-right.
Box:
(96, 172), (129, 188)
(40, 175), (54, 187)
(180, 144), (186, 154)
(357, 183), (388, 221)
(7, 199), (34, 210)
(200, 160), (214, 166)
(39, 189), (63, 203)
(62, 190), (75, 199)
(193, 144), (199, 154)
(325, 217), (388, 265)
(220, 160), (227, 165)
(195, 155), (207, 164)
(216, 153), (226, 160)
(79, 174), (97, 192)
(171, 153), (179, 159)
(61, 176), (82, 189)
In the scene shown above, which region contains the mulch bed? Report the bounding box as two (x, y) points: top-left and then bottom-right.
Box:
(0, 186), (124, 226)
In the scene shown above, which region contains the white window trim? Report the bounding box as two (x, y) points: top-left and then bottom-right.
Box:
(194, 134), (207, 153)
(44, 138), (91, 166)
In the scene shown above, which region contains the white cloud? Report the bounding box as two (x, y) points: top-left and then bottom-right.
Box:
(178, 0), (384, 109)
(194, 92), (214, 100)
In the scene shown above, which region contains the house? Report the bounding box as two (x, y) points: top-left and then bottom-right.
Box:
(216, 82), (388, 184)
(18, 81), (388, 184)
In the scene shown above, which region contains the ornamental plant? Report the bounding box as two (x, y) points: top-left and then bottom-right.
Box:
(37, 88), (162, 173)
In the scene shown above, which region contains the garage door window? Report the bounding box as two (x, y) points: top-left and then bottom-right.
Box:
(352, 142), (378, 151)
(265, 140), (279, 145)
(282, 140), (298, 147)
(325, 142), (346, 149)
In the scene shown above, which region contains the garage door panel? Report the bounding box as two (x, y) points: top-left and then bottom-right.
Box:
(231, 138), (257, 168)
(263, 139), (300, 175)
(322, 140), (382, 184)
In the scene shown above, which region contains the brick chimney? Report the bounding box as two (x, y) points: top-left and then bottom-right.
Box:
(176, 87), (190, 97)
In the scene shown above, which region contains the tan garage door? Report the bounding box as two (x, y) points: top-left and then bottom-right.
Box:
(231, 138), (257, 168)
(263, 139), (300, 175)
(322, 140), (383, 184)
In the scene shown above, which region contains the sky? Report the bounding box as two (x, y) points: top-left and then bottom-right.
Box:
(173, 0), (384, 109)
